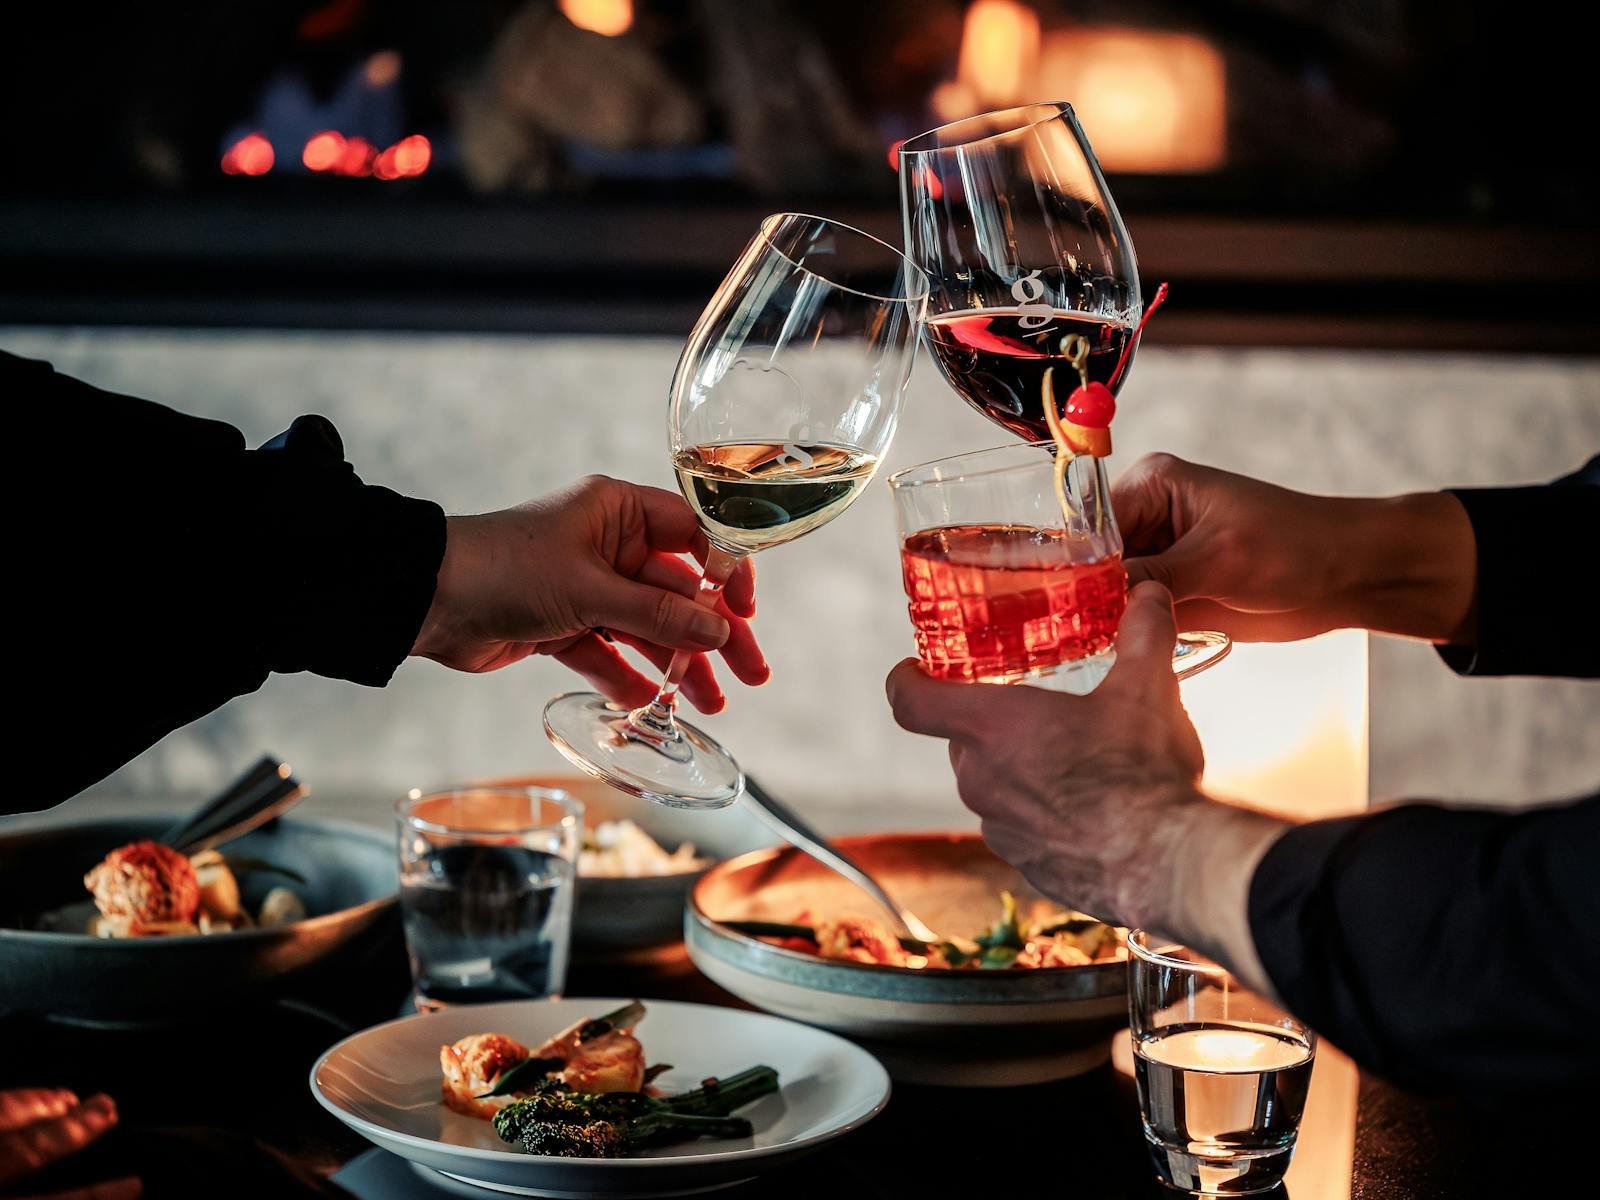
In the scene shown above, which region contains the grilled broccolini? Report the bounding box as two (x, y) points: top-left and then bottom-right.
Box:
(492, 1066), (778, 1158)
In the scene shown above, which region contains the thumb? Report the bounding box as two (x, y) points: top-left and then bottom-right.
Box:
(1110, 581), (1180, 686)
(581, 577), (730, 651)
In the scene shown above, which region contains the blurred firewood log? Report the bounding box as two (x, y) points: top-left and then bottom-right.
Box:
(694, 0), (881, 194)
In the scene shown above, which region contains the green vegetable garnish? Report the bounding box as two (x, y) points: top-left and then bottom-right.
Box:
(475, 1056), (566, 1099)
(492, 1066), (779, 1158)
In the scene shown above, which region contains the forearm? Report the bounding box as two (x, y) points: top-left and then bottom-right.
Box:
(1331, 491), (1477, 645)
(1113, 784), (1290, 998)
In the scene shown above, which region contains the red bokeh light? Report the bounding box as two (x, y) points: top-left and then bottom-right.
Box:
(221, 133), (275, 176)
(302, 130), (346, 172)
(374, 134), (431, 181)
(335, 136), (377, 177)
(392, 134), (431, 176)
(887, 139), (905, 170)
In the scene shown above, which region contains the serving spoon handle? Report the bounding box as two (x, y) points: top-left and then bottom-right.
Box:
(738, 774), (942, 946)
(160, 756), (307, 856)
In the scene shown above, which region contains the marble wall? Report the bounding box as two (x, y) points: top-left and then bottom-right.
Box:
(7, 327), (1597, 830)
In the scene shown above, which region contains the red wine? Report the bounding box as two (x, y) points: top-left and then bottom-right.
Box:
(924, 308), (1133, 443)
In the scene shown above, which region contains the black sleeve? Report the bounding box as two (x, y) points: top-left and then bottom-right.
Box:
(1247, 794), (1600, 1097)
(1438, 454), (1600, 678)
(7, 352), (447, 809)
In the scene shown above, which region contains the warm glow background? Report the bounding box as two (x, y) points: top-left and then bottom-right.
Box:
(559, 0), (633, 38)
(1185, 630), (1370, 820)
(932, 0), (1228, 175)
(1035, 30), (1226, 173)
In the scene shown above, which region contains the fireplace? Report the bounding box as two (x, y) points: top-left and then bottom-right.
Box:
(2, 0), (1595, 347)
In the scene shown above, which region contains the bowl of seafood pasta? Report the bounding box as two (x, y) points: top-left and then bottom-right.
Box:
(686, 832), (1128, 1085)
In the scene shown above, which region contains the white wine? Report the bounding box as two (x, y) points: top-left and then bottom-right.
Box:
(674, 441), (878, 553)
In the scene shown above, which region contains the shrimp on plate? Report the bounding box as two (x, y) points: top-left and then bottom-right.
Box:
(440, 1001), (648, 1120)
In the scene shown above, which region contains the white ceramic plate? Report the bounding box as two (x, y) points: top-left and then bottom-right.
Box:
(310, 997), (890, 1198)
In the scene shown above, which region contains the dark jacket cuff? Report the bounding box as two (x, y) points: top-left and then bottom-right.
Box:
(1437, 463), (1599, 678)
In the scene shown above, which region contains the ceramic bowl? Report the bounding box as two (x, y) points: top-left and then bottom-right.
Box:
(685, 832), (1128, 1085)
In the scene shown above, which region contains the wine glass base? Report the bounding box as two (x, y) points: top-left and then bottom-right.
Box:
(1173, 630), (1231, 680)
(543, 692), (743, 811)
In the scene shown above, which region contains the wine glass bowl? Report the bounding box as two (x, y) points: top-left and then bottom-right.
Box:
(545, 213), (927, 809)
(900, 102), (1144, 443)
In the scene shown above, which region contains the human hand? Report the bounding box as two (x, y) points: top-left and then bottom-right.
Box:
(411, 476), (768, 713)
(888, 582), (1218, 927)
(887, 581), (1294, 991)
(0, 1088), (140, 1200)
(1113, 453), (1477, 644)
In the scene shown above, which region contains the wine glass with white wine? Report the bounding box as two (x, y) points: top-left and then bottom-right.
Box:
(544, 213), (927, 809)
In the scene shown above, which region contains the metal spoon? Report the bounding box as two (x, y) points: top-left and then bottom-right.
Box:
(739, 774), (942, 946)
(159, 756), (308, 855)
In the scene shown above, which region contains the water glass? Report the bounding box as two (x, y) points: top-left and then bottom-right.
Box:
(1129, 930), (1316, 1194)
(397, 785), (581, 1011)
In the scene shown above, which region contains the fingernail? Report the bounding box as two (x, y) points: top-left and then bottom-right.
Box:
(691, 609), (729, 645)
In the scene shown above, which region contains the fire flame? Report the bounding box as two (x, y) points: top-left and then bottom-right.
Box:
(559, 0), (632, 37)
(1034, 30), (1226, 173)
(956, 0), (1040, 108)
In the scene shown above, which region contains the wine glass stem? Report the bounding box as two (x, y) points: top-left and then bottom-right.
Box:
(629, 544), (744, 737)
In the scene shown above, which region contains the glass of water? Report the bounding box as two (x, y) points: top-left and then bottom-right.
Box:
(397, 785), (581, 1011)
(1128, 931), (1317, 1195)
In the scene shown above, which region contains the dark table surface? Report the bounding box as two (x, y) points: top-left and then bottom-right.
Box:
(0, 918), (1567, 1199)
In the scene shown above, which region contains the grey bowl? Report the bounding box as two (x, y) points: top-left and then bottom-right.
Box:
(482, 776), (769, 956)
(0, 815), (396, 1025)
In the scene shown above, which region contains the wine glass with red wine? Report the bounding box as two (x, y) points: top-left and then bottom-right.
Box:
(898, 102), (1228, 681)
(544, 214), (927, 809)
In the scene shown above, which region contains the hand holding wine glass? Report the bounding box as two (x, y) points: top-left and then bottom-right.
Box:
(412, 476), (766, 714)
(544, 214), (927, 808)
(1113, 452), (1479, 645)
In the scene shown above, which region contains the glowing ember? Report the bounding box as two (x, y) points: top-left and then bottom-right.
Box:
(221, 133), (274, 177)
(302, 130), (346, 172)
(374, 135), (431, 181)
(335, 136), (377, 177)
(391, 134), (431, 176)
